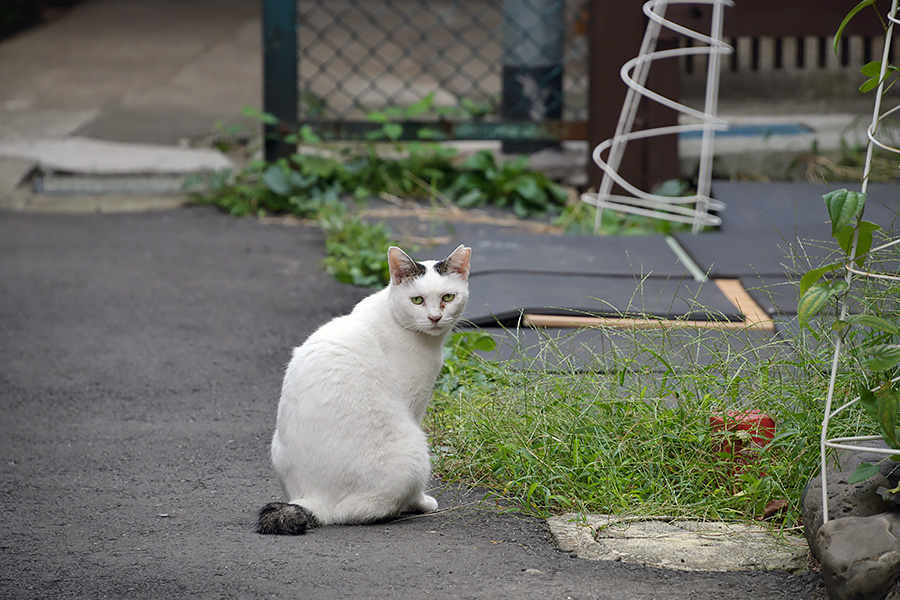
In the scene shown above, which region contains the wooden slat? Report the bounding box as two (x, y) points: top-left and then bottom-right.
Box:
(522, 279), (775, 332)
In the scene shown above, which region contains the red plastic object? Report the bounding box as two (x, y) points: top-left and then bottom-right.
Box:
(710, 409), (776, 472)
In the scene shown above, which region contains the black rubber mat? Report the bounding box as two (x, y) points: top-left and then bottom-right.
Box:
(463, 272), (742, 326)
(429, 231), (692, 278)
(673, 231), (842, 277)
(741, 274), (799, 316)
(709, 181), (899, 237)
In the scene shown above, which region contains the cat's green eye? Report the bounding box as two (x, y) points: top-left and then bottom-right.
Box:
(442, 293), (455, 302)
(410, 296), (424, 305)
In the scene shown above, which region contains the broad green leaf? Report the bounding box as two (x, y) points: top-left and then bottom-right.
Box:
(299, 125), (323, 145)
(859, 385), (878, 421)
(798, 280), (848, 327)
(845, 314), (900, 335)
(469, 332), (498, 352)
(416, 127), (440, 140)
(835, 220), (881, 263)
(824, 189), (866, 237)
(861, 60), (884, 77)
(262, 165), (291, 196)
(241, 106), (280, 125)
(799, 262), (842, 297)
(834, 225), (856, 256)
(865, 344), (900, 372)
(854, 220), (881, 265)
(876, 388), (900, 448)
(848, 461), (880, 484)
(405, 91), (435, 118)
(454, 188), (485, 208)
(832, 319), (851, 333)
(834, 0), (878, 55)
(860, 75), (881, 93)
(858, 62), (900, 93)
(514, 177), (545, 204)
(462, 149), (496, 173)
(382, 123), (404, 141)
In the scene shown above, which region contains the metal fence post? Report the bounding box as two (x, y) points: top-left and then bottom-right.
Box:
(262, 0), (298, 162)
(501, 0), (565, 153)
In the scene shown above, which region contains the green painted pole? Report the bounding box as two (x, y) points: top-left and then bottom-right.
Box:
(501, 0), (565, 153)
(262, 0), (298, 162)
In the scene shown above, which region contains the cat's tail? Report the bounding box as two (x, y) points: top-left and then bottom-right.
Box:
(255, 502), (317, 535)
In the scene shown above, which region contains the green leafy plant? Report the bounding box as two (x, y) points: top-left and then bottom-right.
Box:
(835, 0), (900, 95)
(436, 330), (500, 395)
(317, 203), (393, 288)
(798, 189), (900, 482)
(445, 149), (569, 218)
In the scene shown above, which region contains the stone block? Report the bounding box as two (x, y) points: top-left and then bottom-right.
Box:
(817, 512), (900, 600)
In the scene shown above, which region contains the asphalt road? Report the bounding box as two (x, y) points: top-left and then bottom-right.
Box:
(0, 206), (825, 599)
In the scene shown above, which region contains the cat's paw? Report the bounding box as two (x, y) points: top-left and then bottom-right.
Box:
(414, 494), (439, 513)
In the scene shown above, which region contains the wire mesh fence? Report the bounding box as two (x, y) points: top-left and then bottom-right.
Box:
(295, 0), (589, 138)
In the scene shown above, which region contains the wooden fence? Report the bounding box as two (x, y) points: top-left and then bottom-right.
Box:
(588, 0), (894, 188)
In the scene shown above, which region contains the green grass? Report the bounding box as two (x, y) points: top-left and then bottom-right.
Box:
(428, 323), (873, 527)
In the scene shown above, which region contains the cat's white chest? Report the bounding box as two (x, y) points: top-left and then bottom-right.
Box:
(367, 322), (444, 421)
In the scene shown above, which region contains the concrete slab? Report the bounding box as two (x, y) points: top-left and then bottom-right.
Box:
(0, 0), (261, 145)
(549, 513), (808, 573)
(0, 137), (232, 175)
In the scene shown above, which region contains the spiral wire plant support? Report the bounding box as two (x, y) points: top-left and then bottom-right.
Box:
(819, 0), (900, 524)
(582, 0), (733, 235)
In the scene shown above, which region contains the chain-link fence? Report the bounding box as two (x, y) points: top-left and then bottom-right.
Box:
(295, 0), (588, 140)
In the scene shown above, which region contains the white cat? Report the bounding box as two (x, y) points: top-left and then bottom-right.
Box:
(256, 244), (471, 534)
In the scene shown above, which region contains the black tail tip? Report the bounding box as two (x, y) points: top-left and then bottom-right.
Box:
(256, 502), (314, 535)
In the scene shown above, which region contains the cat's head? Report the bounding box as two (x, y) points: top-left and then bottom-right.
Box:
(387, 245), (471, 337)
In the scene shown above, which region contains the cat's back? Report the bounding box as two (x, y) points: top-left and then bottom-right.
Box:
(288, 291), (387, 371)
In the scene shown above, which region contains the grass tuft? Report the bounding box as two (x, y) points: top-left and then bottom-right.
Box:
(429, 322), (872, 526)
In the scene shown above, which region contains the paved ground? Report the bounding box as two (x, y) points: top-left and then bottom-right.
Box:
(2, 1), (885, 596)
(0, 207), (827, 599)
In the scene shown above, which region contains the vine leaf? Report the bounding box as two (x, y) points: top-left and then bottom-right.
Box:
(876, 387), (900, 448)
(798, 280), (849, 327)
(834, 220), (881, 264)
(859, 385), (878, 421)
(262, 165), (291, 196)
(844, 315), (900, 336)
(864, 344), (900, 372)
(848, 461), (880, 484)
(824, 189), (866, 237)
(799, 261), (842, 297)
(859, 61), (900, 93)
(834, 0), (879, 55)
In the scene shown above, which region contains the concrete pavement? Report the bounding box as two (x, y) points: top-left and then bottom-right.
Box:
(0, 207), (826, 599)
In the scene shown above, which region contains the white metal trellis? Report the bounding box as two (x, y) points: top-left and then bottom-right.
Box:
(819, 0), (900, 524)
(581, 0), (734, 234)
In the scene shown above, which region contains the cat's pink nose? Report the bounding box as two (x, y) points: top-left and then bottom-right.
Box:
(428, 315), (442, 324)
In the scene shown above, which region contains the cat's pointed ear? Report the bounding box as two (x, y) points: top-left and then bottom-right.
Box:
(388, 246), (425, 285)
(439, 244), (471, 281)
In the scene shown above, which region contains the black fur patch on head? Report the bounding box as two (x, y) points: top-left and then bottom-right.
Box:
(433, 259), (450, 276)
(256, 502), (316, 535)
(408, 261), (427, 278)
